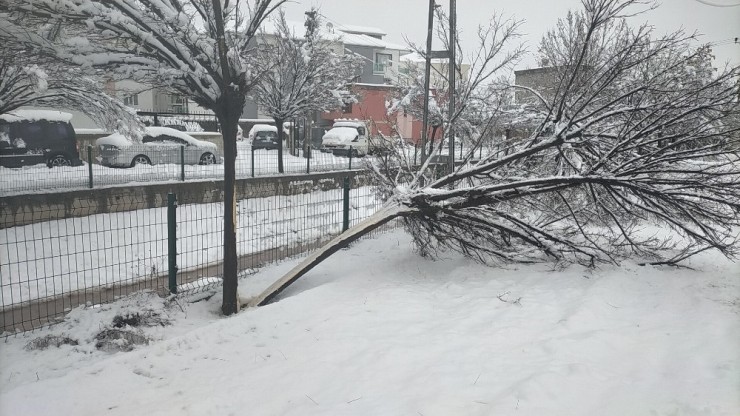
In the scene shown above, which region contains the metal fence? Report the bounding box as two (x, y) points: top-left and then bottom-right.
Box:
(0, 172), (389, 333)
(0, 144), (369, 196)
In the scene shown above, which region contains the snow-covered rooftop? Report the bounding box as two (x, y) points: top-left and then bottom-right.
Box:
(334, 23), (386, 37)
(0, 110), (73, 123)
(261, 19), (408, 52)
(338, 31), (408, 51)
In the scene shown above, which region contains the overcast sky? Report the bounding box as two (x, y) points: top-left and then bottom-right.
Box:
(283, 0), (740, 71)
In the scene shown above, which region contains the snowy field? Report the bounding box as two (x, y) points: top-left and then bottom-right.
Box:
(0, 143), (357, 196)
(1, 186), (378, 306)
(1, 230), (737, 415)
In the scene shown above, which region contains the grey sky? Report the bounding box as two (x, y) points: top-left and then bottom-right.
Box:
(283, 0), (740, 70)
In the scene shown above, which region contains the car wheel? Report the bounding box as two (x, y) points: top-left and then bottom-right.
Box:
(199, 152), (216, 165)
(131, 155), (151, 167)
(47, 154), (71, 168)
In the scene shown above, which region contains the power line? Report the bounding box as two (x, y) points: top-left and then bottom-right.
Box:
(707, 38), (738, 46)
(692, 0), (740, 7)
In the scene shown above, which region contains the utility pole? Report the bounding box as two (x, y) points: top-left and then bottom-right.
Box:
(447, 0), (456, 172)
(420, 0), (436, 164)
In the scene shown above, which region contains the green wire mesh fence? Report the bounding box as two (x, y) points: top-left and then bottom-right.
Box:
(1, 171), (389, 334)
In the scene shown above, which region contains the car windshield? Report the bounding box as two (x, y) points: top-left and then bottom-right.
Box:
(256, 131), (277, 140)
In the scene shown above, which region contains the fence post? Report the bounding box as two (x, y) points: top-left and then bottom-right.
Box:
(342, 176), (350, 232)
(167, 193), (178, 294)
(348, 146), (353, 170)
(306, 147), (310, 174)
(180, 145), (185, 181)
(251, 146), (255, 178)
(87, 145), (93, 189)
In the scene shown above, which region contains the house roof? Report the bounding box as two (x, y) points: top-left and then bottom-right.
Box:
(337, 31), (408, 51)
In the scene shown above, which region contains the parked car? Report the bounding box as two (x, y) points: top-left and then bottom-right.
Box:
(321, 120), (372, 156)
(321, 120), (394, 156)
(96, 127), (222, 168)
(247, 124), (282, 150)
(0, 110), (83, 168)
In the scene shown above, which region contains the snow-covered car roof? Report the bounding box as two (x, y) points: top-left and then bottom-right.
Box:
(249, 124), (278, 135)
(95, 133), (131, 148)
(0, 110), (73, 123)
(333, 121), (365, 129)
(323, 127), (359, 142)
(96, 127), (216, 149)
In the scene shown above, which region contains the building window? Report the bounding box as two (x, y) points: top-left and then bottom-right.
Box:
(342, 101), (353, 114)
(123, 94), (138, 106)
(374, 53), (392, 74)
(169, 94), (188, 113)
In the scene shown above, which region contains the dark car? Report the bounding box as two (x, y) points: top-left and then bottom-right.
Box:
(248, 124), (283, 150)
(252, 131), (280, 150)
(0, 110), (83, 168)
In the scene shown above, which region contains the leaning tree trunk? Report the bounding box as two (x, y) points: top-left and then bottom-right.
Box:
(275, 117), (285, 173)
(247, 204), (411, 307)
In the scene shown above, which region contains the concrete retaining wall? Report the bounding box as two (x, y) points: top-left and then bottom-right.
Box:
(1, 170), (370, 229)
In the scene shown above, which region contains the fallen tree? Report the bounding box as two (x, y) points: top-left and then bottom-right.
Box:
(249, 0), (740, 306)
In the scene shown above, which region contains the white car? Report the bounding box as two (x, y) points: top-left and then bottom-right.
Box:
(97, 127), (222, 168)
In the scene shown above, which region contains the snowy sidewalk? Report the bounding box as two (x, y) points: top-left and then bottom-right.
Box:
(1, 230), (738, 415)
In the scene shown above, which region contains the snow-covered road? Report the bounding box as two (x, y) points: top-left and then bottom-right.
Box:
(0, 144), (358, 196)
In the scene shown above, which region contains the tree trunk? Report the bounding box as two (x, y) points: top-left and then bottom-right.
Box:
(218, 111), (240, 315)
(275, 117), (285, 173)
(246, 204), (410, 307)
(429, 125), (438, 156)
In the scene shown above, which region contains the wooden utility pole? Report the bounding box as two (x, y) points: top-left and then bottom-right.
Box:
(420, 0), (436, 164)
(447, 0), (456, 172)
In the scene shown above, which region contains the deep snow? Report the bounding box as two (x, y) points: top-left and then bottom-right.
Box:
(1, 231), (738, 415)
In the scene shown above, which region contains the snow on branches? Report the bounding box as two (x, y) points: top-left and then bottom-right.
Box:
(251, 10), (362, 119)
(0, 23), (139, 134)
(0, 0), (285, 113)
(397, 0), (740, 267)
(248, 9), (364, 172)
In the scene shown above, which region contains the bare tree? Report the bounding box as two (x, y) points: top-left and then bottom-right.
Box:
(1, 0), (287, 315)
(250, 9), (363, 172)
(390, 11), (525, 161)
(250, 0), (739, 306)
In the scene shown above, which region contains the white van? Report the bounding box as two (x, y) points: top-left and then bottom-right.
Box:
(321, 120), (370, 156)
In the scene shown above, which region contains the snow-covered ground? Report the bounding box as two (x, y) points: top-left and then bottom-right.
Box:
(1, 231), (737, 415)
(0, 144), (358, 196)
(1, 186), (379, 305)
